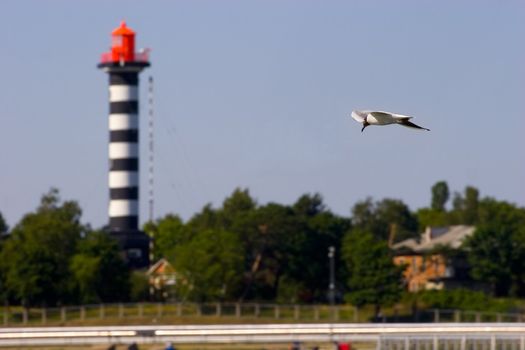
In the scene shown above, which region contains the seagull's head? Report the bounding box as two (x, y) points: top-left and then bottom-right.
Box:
(351, 110), (370, 132)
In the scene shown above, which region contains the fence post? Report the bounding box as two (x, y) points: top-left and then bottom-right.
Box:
(196, 303), (202, 317)
(497, 313), (502, 323)
(235, 303), (241, 318)
(255, 303), (260, 318)
(61, 307), (66, 323)
(433, 309), (440, 323)
(3, 306), (8, 326)
(454, 310), (460, 323)
(22, 308), (28, 325)
(490, 335), (496, 350)
(216, 303), (221, 317)
(80, 306), (85, 321)
(334, 305), (339, 321)
(294, 305), (300, 320)
(138, 303), (143, 317)
(460, 336), (466, 350)
(354, 306), (359, 323)
(475, 312), (481, 322)
(274, 304), (280, 319)
(41, 308), (46, 325)
(176, 302), (182, 317)
(157, 303), (163, 318)
(314, 305), (319, 321)
(99, 304), (105, 320)
(394, 306), (399, 322)
(118, 303), (124, 318)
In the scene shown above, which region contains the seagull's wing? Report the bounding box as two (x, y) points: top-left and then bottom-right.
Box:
(399, 119), (430, 131)
(369, 111), (395, 124)
(389, 112), (413, 121)
(351, 111), (366, 123)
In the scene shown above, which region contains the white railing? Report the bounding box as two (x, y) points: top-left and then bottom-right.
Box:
(1, 324), (525, 347)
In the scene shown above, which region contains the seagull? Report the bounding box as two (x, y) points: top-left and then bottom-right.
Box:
(351, 110), (430, 132)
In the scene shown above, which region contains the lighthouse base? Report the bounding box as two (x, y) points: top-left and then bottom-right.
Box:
(110, 230), (150, 269)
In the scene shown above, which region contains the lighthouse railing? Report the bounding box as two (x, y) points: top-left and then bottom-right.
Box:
(99, 51), (150, 64)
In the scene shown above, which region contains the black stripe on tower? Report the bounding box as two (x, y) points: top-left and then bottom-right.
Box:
(110, 187), (139, 200)
(110, 216), (139, 231)
(110, 101), (138, 114)
(110, 158), (139, 171)
(110, 73), (139, 86)
(110, 130), (138, 142)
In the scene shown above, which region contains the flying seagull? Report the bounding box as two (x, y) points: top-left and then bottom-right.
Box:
(351, 110), (430, 132)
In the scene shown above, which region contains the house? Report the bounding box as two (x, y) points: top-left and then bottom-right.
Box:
(146, 258), (177, 300)
(392, 225), (475, 292)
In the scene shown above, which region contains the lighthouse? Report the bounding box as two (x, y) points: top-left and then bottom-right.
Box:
(98, 21), (150, 268)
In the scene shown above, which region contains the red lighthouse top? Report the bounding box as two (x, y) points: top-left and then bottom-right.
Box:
(99, 21), (149, 66)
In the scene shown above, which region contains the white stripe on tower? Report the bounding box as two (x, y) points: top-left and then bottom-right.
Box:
(108, 72), (140, 232)
(109, 114), (139, 130)
(109, 85), (138, 102)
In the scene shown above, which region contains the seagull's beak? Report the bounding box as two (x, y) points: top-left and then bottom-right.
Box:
(361, 125), (366, 132)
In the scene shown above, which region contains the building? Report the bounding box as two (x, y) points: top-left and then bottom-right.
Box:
(147, 258), (177, 300)
(98, 21), (151, 268)
(392, 225), (475, 292)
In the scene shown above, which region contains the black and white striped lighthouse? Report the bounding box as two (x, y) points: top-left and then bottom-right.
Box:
(98, 21), (150, 268)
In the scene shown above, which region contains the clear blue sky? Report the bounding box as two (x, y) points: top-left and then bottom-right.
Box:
(1, 1), (524, 229)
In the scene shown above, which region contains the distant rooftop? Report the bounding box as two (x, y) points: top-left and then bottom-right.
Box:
(393, 225), (475, 254)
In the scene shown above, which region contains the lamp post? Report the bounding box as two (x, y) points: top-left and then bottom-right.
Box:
(328, 246), (335, 309)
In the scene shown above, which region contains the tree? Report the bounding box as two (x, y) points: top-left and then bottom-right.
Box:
(351, 198), (418, 242)
(70, 231), (130, 303)
(0, 212), (7, 302)
(144, 214), (189, 262)
(375, 199), (418, 242)
(238, 202), (301, 301)
(0, 188), (84, 306)
(222, 188), (257, 223)
(172, 228), (244, 302)
(416, 207), (449, 229)
(465, 199), (525, 297)
(294, 193), (325, 217)
(431, 181), (449, 211)
(465, 225), (518, 296)
(285, 194), (350, 302)
(0, 212), (8, 235)
(463, 186), (480, 224)
(342, 229), (403, 318)
(449, 186), (480, 225)
(129, 271), (150, 301)
(187, 203), (221, 232)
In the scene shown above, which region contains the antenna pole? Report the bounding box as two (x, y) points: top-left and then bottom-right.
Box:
(147, 75), (155, 278)
(148, 76), (154, 223)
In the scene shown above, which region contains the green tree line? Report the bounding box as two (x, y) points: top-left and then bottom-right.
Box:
(1, 182), (524, 314)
